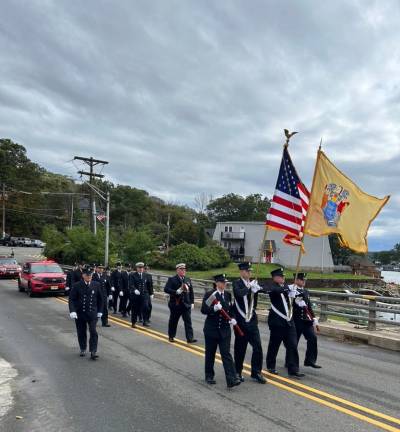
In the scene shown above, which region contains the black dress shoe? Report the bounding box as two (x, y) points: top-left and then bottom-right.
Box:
(102, 324), (111, 327)
(304, 362), (322, 369)
(131, 323), (136, 328)
(289, 372), (305, 378)
(169, 337), (175, 342)
(122, 313), (127, 318)
(237, 375), (245, 383)
(90, 352), (98, 360)
(227, 378), (241, 388)
(143, 322), (150, 327)
(79, 351), (86, 357)
(187, 339), (198, 344)
(205, 377), (216, 385)
(251, 373), (267, 384)
(267, 369), (279, 375)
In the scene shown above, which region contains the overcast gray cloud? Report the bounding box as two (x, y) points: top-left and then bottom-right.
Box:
(1, 0), (399, 250)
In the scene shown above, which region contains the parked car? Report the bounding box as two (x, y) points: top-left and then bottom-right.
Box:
(30, 239), (46, 248)
(11, 237), (32, 247)
(0, 256), (22, 279)
(0, 235), (11, 246)
(18, 260), (66, 296)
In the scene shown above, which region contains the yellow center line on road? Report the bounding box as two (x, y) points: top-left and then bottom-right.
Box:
(55, 297), (400, 432)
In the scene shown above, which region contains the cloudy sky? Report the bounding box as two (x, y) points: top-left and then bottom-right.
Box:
(1, 0), (399, 250)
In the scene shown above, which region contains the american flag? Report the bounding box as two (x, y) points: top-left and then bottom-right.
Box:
(96, 213), (106, 222)
(266, 146), (310, 249)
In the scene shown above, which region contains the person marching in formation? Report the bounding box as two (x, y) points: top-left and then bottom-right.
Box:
(288, 272), (321, 369)
(128, 262), (154, 328)
(144, 265), (154, 322)
(68, 267), (103, 360)
(164, 263), (197, 344)
(232, 262), (266, 384)
(266, 268), (304, 378)
(92, 264), (111, 328)
(201, 274), (241, 388)
(66, 262), (83, 294)
(104, 266), (113, 310)
(118, 263), (130, 317)
(110, 262), (124, 314)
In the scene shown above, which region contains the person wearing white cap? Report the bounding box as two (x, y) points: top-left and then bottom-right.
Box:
(164, 263), (197, 343)
(128, 262), (154, 327)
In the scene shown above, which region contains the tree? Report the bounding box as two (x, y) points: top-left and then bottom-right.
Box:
(122, 230), (156, 264)
(206, 193), (270, 222)
(328, 234), (353, 265)
(170, 219), (199, 245)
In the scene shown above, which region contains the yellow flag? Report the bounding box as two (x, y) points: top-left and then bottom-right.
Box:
(304, 150), (390, 253)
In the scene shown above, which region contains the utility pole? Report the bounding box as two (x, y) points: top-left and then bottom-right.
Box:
(166, 213), (170, 252)
(70, 196), (74, 229)
(74, 156), (108, 233)
(1, 184), (7, 238)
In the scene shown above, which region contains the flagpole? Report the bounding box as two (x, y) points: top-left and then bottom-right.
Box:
(255, 129), (296, 280)
(294, 138), (323, 280)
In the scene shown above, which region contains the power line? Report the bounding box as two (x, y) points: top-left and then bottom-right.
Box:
(74, 156), (108, 233)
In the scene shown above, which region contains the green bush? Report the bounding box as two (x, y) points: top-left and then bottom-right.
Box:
(122, 230), (156, 265)
(156, 242), (232, 271)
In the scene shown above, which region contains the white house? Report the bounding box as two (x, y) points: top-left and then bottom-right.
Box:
(212, 221), (334, 271)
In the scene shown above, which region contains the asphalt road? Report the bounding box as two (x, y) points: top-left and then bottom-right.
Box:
(0, 274), (399, 432)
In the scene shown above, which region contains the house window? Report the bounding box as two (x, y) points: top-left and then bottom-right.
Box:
(224, 226), (228, 232)
(229, 226), (233, 232)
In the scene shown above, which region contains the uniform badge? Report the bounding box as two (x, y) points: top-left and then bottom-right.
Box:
(92, 290), (95, 294)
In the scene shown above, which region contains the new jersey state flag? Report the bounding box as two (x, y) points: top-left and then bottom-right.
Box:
(304, 150), (390, 253)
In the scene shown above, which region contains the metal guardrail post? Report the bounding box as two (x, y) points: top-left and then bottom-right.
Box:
(368, 299), (377, 331)
(319, 294), (328, 322)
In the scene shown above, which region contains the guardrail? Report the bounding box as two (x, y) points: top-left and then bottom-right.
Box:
(61, 266), (400, 330)
(150, 274), (400, 329)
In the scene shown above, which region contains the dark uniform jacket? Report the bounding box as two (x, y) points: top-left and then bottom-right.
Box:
(92, 272), (111, 299)
(232, 278), (260, 323)
(71, 268), (83, 285)
(268, 282), (295, 328)
(128, 272), (154, 297)
(201, 290), (234, 337)
(110, 269), (124, 292)
(292, 286), (315, 324)
(164, 275), (194, 309)
(66, 270), (73, 288)
(69, 280), (103, 321)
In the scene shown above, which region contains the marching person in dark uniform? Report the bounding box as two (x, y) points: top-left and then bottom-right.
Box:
(71, 262), (84, 285)
(110, 263), (123, 314)
(164, 263), (197, 344)
(68, 267), (103, 360)
(266, 268), (304, 378)
(287, 272), (321, 369)
(118, 263), (130, 317)
(65, 263), (76, 295)
(201, 274), (241, 388)
(105, 267), (113, 310)
(128, 262), (154, 328)
(145, 265), (154, 322)
(232, 262), (266, 384)
(92, 264), (111, 327)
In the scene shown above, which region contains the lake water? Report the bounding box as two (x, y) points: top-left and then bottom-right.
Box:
(381, 271), (400, 284)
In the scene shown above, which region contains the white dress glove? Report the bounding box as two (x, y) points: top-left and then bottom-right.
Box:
(119, 291), (124, 297)
(229, 318), (237, 326)
(213, 302), (223, 312)
(313, 317), (319, 326)
(288, 290), (297, 299)
(108, 294), (113, 300)
(150, 295), (154, 299)
(295, 298), (307, 308)
(97, 312), (103, 318)
(191, 304), (194, 310)
(65, 286), (70, 291)
(69, 312), (77, 319)
(134, 289), (140, 295)
(111, 287), (115, 292)
(176, 288), (183, 295)
(250, 280), (262, 293)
